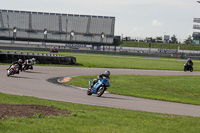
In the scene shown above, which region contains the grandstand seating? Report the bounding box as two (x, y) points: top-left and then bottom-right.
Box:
(0, 9), (115, 45)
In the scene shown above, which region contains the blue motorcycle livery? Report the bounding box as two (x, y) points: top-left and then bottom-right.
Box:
(87, 77), (110, 97)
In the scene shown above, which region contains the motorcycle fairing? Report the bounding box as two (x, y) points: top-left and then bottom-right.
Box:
(91, 80), (103, 94)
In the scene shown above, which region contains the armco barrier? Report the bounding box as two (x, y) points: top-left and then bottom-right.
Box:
(0, 51), (76, 65)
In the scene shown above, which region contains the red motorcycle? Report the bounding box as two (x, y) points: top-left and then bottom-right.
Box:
(7, 64), (19, 77)
(49, 47), (58, 53)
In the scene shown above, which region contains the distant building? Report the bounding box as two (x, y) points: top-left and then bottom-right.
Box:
(193, 18), (200, 44)
(0, 9), (115, 45)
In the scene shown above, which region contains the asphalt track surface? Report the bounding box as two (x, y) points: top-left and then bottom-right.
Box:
(1, 65), (200, 117)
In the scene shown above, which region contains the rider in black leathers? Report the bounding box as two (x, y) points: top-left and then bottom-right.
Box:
(7, 59), (23, 74)
(186, 58), (193, 69)
(91, 71), (110, 87)
(187, 58), (193, 67)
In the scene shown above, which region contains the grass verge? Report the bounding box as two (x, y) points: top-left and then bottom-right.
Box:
(0, 92), (200, 133)
(1, 49), (199, 71)
(65, 75), (200, 105)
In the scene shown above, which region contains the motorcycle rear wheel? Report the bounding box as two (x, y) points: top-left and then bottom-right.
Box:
(97, 87), (105, 97)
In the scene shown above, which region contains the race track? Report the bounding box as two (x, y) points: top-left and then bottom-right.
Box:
(1, 65), (200, 117)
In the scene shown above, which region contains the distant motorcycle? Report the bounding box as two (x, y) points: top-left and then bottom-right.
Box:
(87, 77), (110, 97)
(7, 64), (19, 77)
(22, 58), (36, 71)
(22, 60), (33, 71)
(49, 47), (58, 53)
(184, 62), (193, 72)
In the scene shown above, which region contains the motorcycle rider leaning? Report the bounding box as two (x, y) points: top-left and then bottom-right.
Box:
(187, 58), (193, 67)
(91, 71), (110, 88)
(7, 59), (23, 74)
(23, 58), (36, 70)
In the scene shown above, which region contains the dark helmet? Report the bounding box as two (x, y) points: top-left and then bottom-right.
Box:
(105, 71), (110, 76)
(18, 59), (23, 64)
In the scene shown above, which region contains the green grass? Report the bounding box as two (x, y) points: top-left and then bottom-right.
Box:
(1, 49), (199, 71)
(1, 92), (200, 133)
(65, 75), (200, 105)
(48, 53), (200, 71)
(1, 49), (200, 132)
(63, 53), (186, 70)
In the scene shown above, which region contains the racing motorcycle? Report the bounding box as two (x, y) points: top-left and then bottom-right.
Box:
(22, 60), (33, 71)
(184, 62), (193, 72)
(7, 64), (19, 77)
(49, 47), (58, 53)
(87, 77), (110, 97)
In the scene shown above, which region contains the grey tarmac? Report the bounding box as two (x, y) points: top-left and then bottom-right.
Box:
(1, 65), (200, 117)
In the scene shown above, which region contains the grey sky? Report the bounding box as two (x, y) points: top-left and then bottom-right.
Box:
(1, 0), (200, 41)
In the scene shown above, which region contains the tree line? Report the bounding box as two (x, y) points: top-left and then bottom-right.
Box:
(123, 35), (193, 44)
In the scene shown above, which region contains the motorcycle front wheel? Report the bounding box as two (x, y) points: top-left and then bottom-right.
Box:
(190, 67), (193, 72)
(7, 70), (13, 77)
(87, 89), (92, 95)
(184, 67), (187, 72)
(22, 66), (26, 71)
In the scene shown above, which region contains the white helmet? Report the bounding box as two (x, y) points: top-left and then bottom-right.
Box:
(105, 71), (110, 76)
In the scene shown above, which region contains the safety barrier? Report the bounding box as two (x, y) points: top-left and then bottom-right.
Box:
(0, 51), (76, 65)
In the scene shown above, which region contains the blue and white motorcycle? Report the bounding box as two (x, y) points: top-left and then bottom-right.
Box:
(87, 77), (110, 97)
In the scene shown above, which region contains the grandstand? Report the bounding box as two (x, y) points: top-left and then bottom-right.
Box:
(0, 9), (115, 45)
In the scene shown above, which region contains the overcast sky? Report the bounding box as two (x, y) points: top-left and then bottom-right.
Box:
(1, 0), (200, 41)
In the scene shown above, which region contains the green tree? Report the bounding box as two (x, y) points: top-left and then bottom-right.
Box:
(156, 36), (163, 41)
(184, 35), (193, 44)
(171, 35), (178, 43)
(146, 37), (155, 42)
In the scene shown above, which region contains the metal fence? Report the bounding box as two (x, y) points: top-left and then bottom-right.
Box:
(0, 9), (115, 45)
